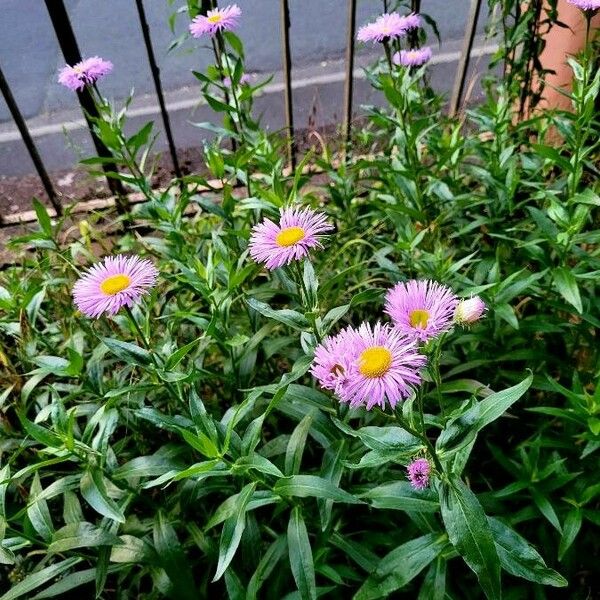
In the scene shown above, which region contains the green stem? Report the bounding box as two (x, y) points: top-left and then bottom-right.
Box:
(219, 35), (253, 199)
(124, 305), (181, 402)
(430, 336), (445, 417)
(291, 262), (321, 343)
(383, 40), (394, 74)
(394, 409), (443, 473)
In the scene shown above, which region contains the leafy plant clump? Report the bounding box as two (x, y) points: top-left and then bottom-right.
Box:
(1, 2), (599, 599)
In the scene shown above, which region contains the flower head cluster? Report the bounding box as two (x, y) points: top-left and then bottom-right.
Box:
(455, 296), (486, 325)
(357, 12), (421, 43)
(407, 458), (431, 490)
(189, 4), (241, 38)
(311, 322), (426, 410)
(385, 280), (459, 343)
(567, 0), (600, 11)
(73, 255), (158, 318)
(393, 47), (432, 67)
(248, 207), (334, 270)
(58, 56), (113, 91)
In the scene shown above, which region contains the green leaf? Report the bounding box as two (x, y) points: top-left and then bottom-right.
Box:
(531, 489), (562, 533)
(0, 465), (10, 517)
(178, 427), (220, 458)
(418, 557), (447, 600)
(361, 481), (439, 513)
(477, 373), (532, 430)
(100, 337), (152, 366)
(205, 490), (278, 531)
(355, 533), (448, 600)
(440, 476), (501, 600)
(495, 303), (519, 329)
(233, 454), (284, 479)
(80, 469), (125, 523)
(17, 412), (62, 448)
(558, 508), (582, 560)
(288, 506), (316, 600)
(113, 454), (183, 480)
(32, 198), (53, 237)
(153, 512), (196, 600)
(247, 535), (287, 600)
(246, 297), (310, 330)
(165, 337), (204, 370)
(274, 475), (362, 504)
(285, 413), (313, 475)
(553, 267), (583, 313)
(213, 482), (256, 581)
(27, 473), (54, 541)
(48, 522), (121, 554)
(30, 567), (120, 599)
(488, 517), (567, 587)
(0, 557), (82, 600)
(321, 304), (350, 332)
(437, 374), (532, 459)
(109, 534), (156, 563)
(126, 121), (154, 155)
(335, 422), (423, 457)
(0, 545), (15, 565)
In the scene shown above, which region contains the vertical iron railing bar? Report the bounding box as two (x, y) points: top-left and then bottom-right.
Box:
(43, 0), (129, 215)
(409, 0), (422, 48)
(134, 0), (183, 180)
(0, 65), (62, 217)
(449, 0), (483, 117)
(343, 0), (357, 159)
(279, 0), (296, 169)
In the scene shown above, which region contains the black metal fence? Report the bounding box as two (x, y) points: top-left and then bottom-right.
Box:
(0, 0), (484, 222)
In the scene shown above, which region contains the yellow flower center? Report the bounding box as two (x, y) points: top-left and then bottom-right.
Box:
(207, 14), (223, 23)
(358, 346), (392, 378)
(409, 309), (429, 329)
(100, 274), (131, 295)
(276, 226), (306, 247)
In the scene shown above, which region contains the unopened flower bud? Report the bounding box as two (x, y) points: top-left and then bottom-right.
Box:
(455, 296), (486, 325)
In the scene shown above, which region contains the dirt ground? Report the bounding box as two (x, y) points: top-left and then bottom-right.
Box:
(0, 147), (206, 221)
(0, 128), (341, 264)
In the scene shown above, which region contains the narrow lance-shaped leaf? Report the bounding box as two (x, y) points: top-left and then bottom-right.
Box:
(153, 512), (196, 600)
(355, 533), (448, 600)
(213, 482), (256, 581)
(80, 469), (125, 523)
(274, 475), (362, 504)
(488, 517), (567, 587)
(440, 476), (501, 600)
(288, 506), (317, 600)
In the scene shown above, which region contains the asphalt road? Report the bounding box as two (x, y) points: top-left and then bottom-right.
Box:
(0, 1), (491, 178)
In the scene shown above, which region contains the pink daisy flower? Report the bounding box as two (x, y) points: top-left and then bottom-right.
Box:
(336, 322), (426, 410)
(400, 13), (422, 30)
(385, 280), (458, 343)
(455, 296), (486, 325)
(407, 458), (431, 490)
(567, 0), (600, 10)
(357, 13), (407, 43)
(248, 207), (334, 270)
(58, 56), (113, 92)
(393, 47), (432, 67)
(310, 328), (353, 393)
(189, 4), (241, 38)
(73, 255), (158, 318)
